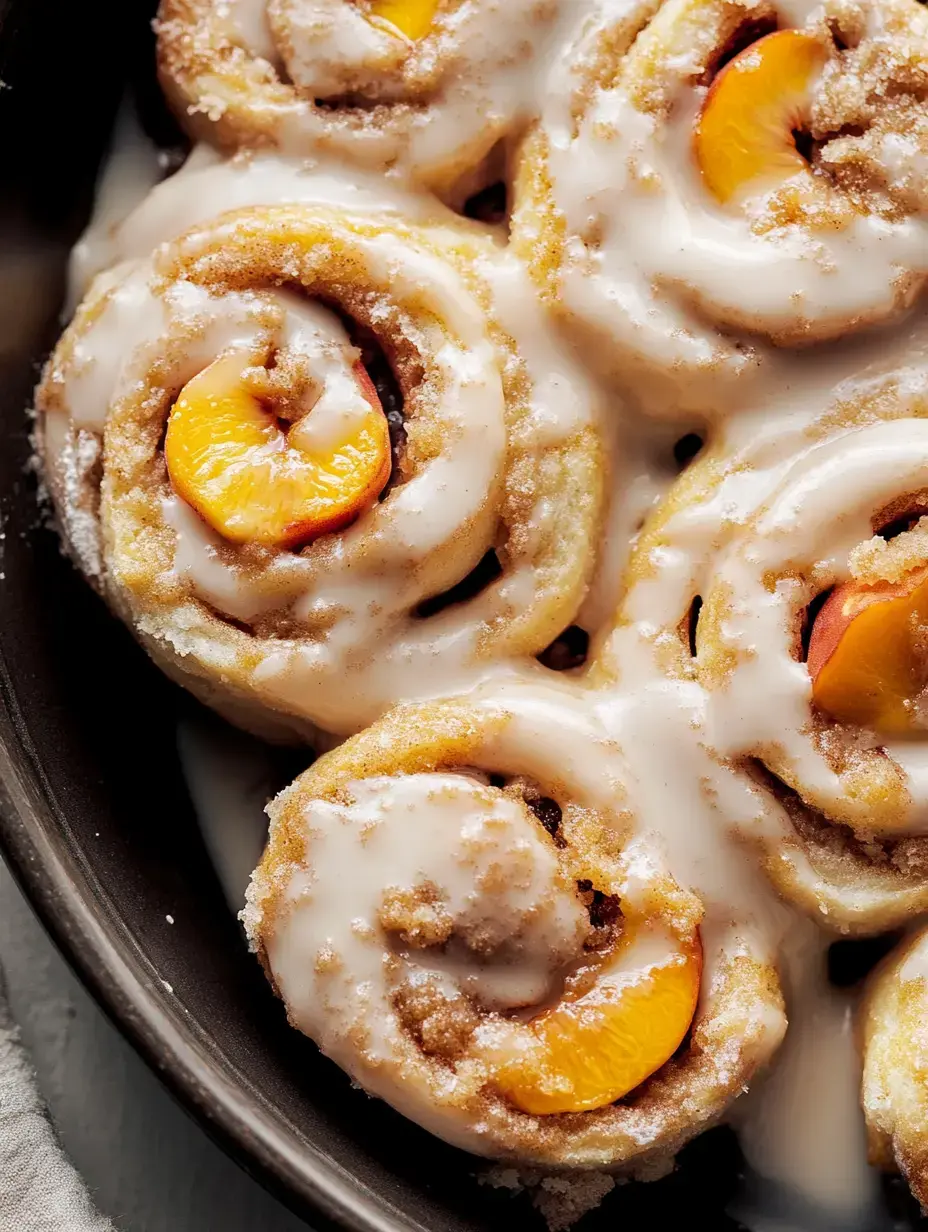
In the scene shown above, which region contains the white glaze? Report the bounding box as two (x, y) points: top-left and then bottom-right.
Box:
(250, 682), (708, 1158)
(47, 1), (928, 1225)
(70, 147), (451, 299)
(544, 0), (928, 419)
(177, 713), (281, 913)
(159, 0), (608, 193)
(734, 934), (890, 1232)
(67, 102), (165, 310)
(50, 156), (605, 733)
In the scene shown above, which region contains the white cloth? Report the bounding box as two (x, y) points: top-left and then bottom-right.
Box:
(0, 972), (112, 1231)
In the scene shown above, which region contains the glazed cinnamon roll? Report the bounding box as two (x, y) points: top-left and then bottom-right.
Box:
(513, 0), (928, 419)
(244, 683), (785, 1168)
(596, 347), (928, 933)
(861, 925), (928, 1211)
(156, 0), (577, 199)
(69, 146), (444, 302)
(37, 203), (604, 741)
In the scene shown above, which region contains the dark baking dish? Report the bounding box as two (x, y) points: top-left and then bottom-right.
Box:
(0, 2), (919, 1230)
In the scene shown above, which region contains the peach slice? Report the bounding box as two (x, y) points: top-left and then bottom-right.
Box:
(695, 30), (828, 204)
(496, 929), (702, 1116)
(807, 567), (928, 734)
(368, 0), (439, 40)
(164, 353), (391, 549)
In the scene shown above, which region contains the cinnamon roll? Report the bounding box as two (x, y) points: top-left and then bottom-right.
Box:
(513, 0), (928, 419)
(244, 683), (786, 1168)
(596, 345), (928, 933)
(37, 203), (604, 741)
(861, 925), (928, 1212)
(155, 0), (576, 199)
(69, 145), (444, 302)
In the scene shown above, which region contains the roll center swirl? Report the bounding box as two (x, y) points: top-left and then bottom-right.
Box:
(165, 299), (391, 548)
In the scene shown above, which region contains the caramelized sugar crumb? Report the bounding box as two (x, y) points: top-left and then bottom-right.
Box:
(850, 517), (928, 585)
(393, 973), (480, 1062)
(246, 351), (325, 423)
(314, 942), (343, 974)
(482, 1166), (617, 1232)
(379, 880), (454, 948)
(750, 756), (928, 881)
(709, 17), (779, 78)
(532, 1172), (617, 1232)
(755, 176), (857, 236)
(810, 6), (928, 218)
(742, 5), (928, 232)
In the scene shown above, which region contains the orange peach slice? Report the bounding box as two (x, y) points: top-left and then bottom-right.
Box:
(497, 930), (702, 1115)
(807, 567), (928, 734)
(695, 30), (828, 204)
(164, 354), (391, 549)
(369, 0), (439, 40)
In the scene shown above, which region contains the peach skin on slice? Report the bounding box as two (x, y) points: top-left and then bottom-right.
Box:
(496, 929), (702, 1116)
(369, 0), (439, 40)
(695, 30), (828, 205)
(164, 353), (391, 549)
(807, 567), (928, 734)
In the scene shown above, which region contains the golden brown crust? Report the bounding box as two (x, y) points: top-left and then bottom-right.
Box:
(37, 203), (605, 741)
(156, 0), (562, 198)
(246, 692), (786, 1169)
(595, 374), (928, 933)
(512, 0), (928, 409)
(510, 0), (663, 309)
(862, 926), (928, 1209)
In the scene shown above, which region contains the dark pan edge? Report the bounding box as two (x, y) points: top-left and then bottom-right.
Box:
(0, 645), (427, 1232)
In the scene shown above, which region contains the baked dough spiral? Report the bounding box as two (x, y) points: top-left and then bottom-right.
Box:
(245, 683), (786, 1168)
(861, 925), (928, 1212)
(513, 0), (928, 419)
(596, 351), (928, 933)
(156, 0), (572, 198)
(34, 0), (928, 1213)
(37, 203), (604, 740)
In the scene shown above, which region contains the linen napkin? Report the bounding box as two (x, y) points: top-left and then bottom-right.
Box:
(0, 970), (112, 1231)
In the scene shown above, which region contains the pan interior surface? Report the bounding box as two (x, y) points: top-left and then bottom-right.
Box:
(0, 2), (922, 1231)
